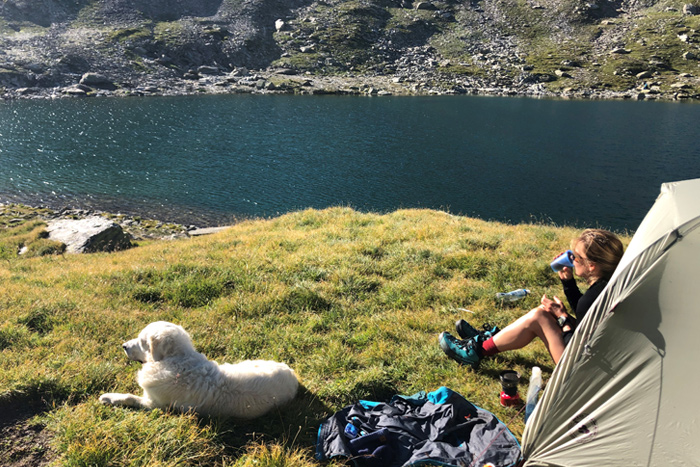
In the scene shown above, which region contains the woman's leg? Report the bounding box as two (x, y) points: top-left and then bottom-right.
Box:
(491, 307), (567, 363)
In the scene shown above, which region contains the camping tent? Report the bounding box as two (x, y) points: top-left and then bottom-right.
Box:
(521, 178), (700, 466)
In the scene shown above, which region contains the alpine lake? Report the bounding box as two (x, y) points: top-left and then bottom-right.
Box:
(2, 93), (700, 232)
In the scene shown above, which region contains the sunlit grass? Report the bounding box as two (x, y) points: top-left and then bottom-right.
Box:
(0, 207), (629, 465)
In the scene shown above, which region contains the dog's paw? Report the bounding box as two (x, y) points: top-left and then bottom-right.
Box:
(99, 393), (118, 405)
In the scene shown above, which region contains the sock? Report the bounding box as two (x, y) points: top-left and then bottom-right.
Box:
(481, 337), (499, 357)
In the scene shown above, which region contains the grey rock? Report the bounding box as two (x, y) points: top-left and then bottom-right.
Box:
(683, 3), (699, 14)
(197, 65), (220, 75)
(671, 82), (691, 89)
(64, 86), (88, 96)
(80, 73), (112, 86)
(415, 2), (437, 10)
(649, 57), (670, 69)
(27, 63), (44, 73)
(46, 217), (133, 254)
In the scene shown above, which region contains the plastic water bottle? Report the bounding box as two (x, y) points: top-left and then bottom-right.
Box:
(496, 288), (530, 302)
(525, 366), (543, 423)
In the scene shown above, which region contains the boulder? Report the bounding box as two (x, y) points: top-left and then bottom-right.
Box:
(46, 217), (133, 254)
(64, 86), (89, 96)
(80, 73), (115, 89)
(232, 67), (248, 77)
(275, 19), (287, 32)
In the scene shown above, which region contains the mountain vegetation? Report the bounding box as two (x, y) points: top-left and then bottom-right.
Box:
(1, 0), (699, 99)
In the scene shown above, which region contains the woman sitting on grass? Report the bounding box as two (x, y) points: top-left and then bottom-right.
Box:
(439, 229), (624, 369)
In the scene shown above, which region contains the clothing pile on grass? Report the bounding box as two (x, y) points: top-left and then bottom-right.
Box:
(316, 386), (521, 467)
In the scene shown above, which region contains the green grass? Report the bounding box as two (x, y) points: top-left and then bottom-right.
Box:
(104, 26), (153, 43)
(0, 219), (65, 259)
(0, 206), (630, 466)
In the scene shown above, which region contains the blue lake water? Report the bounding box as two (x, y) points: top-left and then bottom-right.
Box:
(1, 94), (699, 231)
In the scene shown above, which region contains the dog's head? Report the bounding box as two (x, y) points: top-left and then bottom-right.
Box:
(122, 321), (195, 363)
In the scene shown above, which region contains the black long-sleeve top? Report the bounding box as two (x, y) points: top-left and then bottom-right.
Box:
(561, 277), (609, 323)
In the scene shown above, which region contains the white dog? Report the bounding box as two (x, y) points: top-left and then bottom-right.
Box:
(99, 321), (299, 419)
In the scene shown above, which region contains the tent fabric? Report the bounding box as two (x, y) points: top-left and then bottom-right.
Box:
(316, 386), (521, 467)
(521, 178), (700, 467)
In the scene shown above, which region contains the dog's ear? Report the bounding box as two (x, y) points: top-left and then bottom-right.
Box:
(148, 331), (174, 362)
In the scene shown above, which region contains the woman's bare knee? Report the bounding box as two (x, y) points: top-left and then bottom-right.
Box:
(523, 307), (550, 327)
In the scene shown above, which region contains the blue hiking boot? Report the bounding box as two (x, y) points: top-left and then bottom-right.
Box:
(480, 323), (500, 338)
(455, 319), (479, 339)
(439, 332), (483, 369)
(456, 319), (500, 340)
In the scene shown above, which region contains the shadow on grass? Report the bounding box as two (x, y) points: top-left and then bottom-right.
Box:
(0, 394), (57, 467)
(212, 384), (334, 456)
(0, 392), (59, 429)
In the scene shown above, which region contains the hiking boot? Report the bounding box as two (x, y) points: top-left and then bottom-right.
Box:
(455, 319), (479, 340)
(439, 332), (482, 369)
(456, 320), (500, 340)
(480, 323), (500, 338)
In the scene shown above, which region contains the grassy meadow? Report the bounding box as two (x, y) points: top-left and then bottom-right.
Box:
(0, 206), (630, 466)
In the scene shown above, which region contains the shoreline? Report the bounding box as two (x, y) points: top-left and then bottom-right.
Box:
(0, 203), (206, 241)
(0, 190), (246, 230)
(3, 69), (696, 103)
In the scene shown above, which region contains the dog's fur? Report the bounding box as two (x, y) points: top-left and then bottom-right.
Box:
(99, 321), (299, 419)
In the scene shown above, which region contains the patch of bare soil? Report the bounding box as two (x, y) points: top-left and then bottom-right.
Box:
(0, 398), (57, 467)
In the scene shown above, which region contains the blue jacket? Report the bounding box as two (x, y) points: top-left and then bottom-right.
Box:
(316, 386), (521, 467)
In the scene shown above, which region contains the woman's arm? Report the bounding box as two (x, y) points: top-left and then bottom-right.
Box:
(561, 278), (583, 317)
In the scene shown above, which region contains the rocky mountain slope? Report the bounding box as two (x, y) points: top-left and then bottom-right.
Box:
(1, 0), (699, 100)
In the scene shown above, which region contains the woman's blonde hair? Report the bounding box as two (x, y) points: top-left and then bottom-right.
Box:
(573, 229), (624, 280)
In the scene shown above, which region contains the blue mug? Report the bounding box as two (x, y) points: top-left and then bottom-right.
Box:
(551, 250), (575, 272)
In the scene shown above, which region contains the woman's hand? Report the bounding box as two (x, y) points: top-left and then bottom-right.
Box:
(553, 251), (574, 280)
(541, 294), (575, 333)
(540, 294), (567, 318)
(558, 267), (573, 280)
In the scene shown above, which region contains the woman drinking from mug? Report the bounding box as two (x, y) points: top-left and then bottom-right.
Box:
(439, 229), (624, 368)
